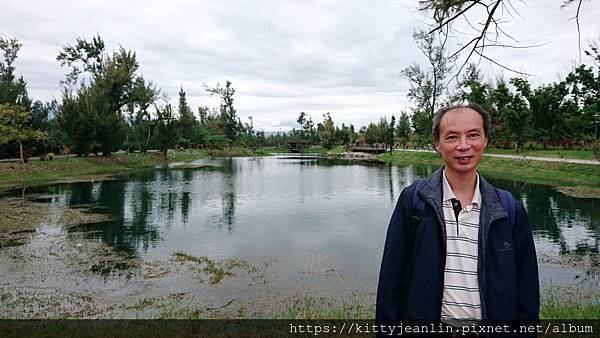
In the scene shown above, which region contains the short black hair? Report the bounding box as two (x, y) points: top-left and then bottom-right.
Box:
(432, 103), (491, 144)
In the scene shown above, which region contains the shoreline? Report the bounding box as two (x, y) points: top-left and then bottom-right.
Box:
(375, 151), (600, 199)
(0, 149), (271, 193)
(2, 149), (598, 197)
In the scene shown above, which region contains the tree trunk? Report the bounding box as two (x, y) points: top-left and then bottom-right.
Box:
(19, 141), (24, 165)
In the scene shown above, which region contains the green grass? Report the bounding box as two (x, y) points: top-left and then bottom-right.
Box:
(280, 300), (599, 320)
(0, 151), (201, 190)
(299, 145), (346, 154)
(378, 151), (600, 191)
(486, 148), (595, 160)
(0, 147), (286, 190)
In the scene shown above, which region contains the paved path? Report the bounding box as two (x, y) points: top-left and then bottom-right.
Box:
(397, 149), (600, 165)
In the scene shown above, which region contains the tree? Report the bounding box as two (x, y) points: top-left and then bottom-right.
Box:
(564, 49), (600, 141)
(502, 78), (533, 152)
(0, 37), (31, 108)
(388, 115), (396, 154)
(396, 112), (412, 145)
(30, 100), (59, 154)
(402, 29), (453, 141)
(205, 80), (241, 143)
(297, 112), (307, 139)
(177, 86), (199, 148)
(453, 64), (499, 144)
(155, 101), (178, 159)
(319, 113), (336, 149)
(0, 104), (45, 164)
(56, 35), (145, 156)
(527, 81), (570, 149)
(127, 77), (159, 152)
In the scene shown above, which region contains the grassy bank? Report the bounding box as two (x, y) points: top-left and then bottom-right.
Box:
(280, 299), (599, 320)
(0, 148), (269, 191)
(112, 297), (599, 319)
(486, 148), (596, 160)
(378, 151), (600, 197)
(259, 145), (346, 154)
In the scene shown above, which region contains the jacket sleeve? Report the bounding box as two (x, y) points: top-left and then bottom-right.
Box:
(376, 186), (411, 321)
(514, 202), (540, 321)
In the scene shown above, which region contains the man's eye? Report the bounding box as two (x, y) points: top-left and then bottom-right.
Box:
(446, 135), (457, 141)
(469, 133), (480, 138)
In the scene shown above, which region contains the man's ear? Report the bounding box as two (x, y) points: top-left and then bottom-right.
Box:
(484, 137), (488, 149)
(435, 141), (441, 154)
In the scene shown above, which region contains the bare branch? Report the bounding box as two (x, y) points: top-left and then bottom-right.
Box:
(572, 0), (583, 64)
(475, 50), (531, 75)
(429, 0), (482, 34)
(453, 1), (502, 80)
(475, 42), (550, 49)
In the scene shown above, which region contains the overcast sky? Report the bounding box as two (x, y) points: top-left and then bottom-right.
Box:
(2, 0), (599, 131)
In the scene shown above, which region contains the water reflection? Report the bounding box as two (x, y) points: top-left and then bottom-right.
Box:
(491, 178), (599, 255)
(9, 156), (599, 260)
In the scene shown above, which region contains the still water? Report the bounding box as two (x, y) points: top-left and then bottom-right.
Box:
(12, 155), (600, 289)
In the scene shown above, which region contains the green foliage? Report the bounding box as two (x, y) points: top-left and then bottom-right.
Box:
(127, 77), (160, 152)
(0, 104), (46, 163)
(205, 80), (241, 143)
(155, 103), (178, 159)
(177, 86), (201, 147)
(0, 36), (31, 108)
(56, 35), (147, 156)
(205, 134), (230, 149)
(402, 30), (453, 128)
(319, 113), (335, 149)
(396, 112), (411, 144)
(0, 104), (45, 144)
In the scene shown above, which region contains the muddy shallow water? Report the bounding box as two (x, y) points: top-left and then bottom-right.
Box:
(0, 221), (597, 319)
(1, 156), (598, 318)
(0, 225), (374, 318)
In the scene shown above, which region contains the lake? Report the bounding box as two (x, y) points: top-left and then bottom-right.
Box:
(1, 154), (598, 317)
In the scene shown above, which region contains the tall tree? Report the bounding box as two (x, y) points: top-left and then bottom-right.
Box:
(56, 36), (144, 155)
(205, 80), (240, 143)
(127, 77), (159, 152)
(402, 29), (453, 141)
(319, 113), (336, 149)
(0, 37), (31, 108)
(396, 112), (411, 145)
(155, 101), (178, 159)
(388, 115), (396, 154)
(503, 78), (533, 152)
(453, 64), (500, 144)
(177, 86), (198, 148)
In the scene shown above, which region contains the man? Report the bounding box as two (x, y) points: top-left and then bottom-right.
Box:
(376, 104), (539, 324)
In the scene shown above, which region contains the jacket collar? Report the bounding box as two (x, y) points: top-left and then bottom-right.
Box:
(418, 166), (508, 225)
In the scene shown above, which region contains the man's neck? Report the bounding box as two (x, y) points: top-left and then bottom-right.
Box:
(444, 169), (478, 197)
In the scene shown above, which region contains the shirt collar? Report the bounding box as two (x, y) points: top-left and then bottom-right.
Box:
(442, 169), (482, 207)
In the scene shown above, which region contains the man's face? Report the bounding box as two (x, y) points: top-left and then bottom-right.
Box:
(435, 107), (488, 177)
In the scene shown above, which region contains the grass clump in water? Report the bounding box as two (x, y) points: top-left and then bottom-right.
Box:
(173, 252), (255, 285)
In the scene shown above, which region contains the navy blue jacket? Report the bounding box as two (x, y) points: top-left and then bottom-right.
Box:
(376, 168), (539, 321)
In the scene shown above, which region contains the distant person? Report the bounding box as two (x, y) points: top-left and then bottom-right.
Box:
(376, 104), (539, 328)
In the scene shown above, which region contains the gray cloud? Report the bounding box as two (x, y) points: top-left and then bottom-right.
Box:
(2, 0), (599, 131)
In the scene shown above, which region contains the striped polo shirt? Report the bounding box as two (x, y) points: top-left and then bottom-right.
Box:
(440, 170), (482, 322)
